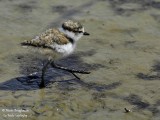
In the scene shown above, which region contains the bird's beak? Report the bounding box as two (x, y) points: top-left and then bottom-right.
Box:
(83, 32), (90, 36)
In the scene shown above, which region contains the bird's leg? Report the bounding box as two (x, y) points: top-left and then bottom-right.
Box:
(50, 61), (90, 80)
(39, 60), (51, 88)
(70, 72), (80, 79)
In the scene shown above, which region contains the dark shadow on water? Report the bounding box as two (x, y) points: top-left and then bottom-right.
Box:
(0, 75), (40, 91)
(0, 69), (121, 91)
(53, 79), (121, 92)
(12, 49), (102, 75)
(123, 94), (150, 109)
(137, 60), (160, 80)
(137, 73), (160, 80)
(15, 1), (37, 13)
(148, 100), (160, 116)
(108, 0), (160, 16)
(0, 50), (121, 91)
(152, 61), (160, 72)
(0, 68), (68, 91)
(123, 94), (160, 115)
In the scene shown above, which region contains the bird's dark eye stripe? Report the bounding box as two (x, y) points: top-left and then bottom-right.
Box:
(75, 31), (83, 33)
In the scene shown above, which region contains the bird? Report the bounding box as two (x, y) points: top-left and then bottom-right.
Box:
(21, 20), (90, 88)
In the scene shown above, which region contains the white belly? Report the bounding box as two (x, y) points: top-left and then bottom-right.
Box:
(51, 43), (75, 57)
(25, 43), (75, 60)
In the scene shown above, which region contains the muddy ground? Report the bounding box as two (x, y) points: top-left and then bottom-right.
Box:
(0, 0), (160, 120)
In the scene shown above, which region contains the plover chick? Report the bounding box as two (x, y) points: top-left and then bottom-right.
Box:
(21, 20), (90, 88)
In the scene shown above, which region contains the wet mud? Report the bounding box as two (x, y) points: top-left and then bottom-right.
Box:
(0, 0), (160, 120)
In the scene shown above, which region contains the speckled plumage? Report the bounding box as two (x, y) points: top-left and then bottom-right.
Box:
(23, 28), (70, 46)
(62, 20), (83, 32)
(21, 20), (90, 88)
(21, 28), (74, 59)
(21, 20), (89, 60)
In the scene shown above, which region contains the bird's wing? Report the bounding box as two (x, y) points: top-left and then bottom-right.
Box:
(21, 28), (69, 48)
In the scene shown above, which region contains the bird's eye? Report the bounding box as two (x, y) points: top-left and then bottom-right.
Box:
(78, 31), (83, 33)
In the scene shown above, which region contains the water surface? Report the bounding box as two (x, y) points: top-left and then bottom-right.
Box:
(0, 0), (160, 120)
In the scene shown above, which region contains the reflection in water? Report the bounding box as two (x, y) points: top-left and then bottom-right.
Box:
(0, 70), (121, 91)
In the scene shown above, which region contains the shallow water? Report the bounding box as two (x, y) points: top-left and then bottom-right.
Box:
(0, 0), (160, 120)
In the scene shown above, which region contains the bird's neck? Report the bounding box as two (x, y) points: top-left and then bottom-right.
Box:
(59, 27), (83, 43)
(65, 35), (74, 44)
